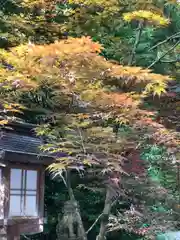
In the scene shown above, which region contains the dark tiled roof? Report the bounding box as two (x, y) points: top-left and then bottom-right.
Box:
(0, 131), (42, 155)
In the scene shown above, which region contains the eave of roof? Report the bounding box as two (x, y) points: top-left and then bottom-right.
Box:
(0, 121), (53, 165)
(0, 150), (54, 166)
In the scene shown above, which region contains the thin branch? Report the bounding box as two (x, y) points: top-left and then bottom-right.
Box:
(148, 40), (180, 69)
(160, 57), (180, 63)
(86, 199), (117, 234)
(22, 235), (31, 240)
(57, 170), (68, 188)
(77, 127), (86, 154)
(128, 21), (144, 66)
(86, 213), (103, 234)
(149, 31), (180, 51)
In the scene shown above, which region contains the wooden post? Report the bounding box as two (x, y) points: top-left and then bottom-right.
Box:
(7, 233), (20, 240)
(7, 225), (20, 240)
(7, 235), (20, 240)
(0, 226), (7, 240)
(14, 236), (20, 240)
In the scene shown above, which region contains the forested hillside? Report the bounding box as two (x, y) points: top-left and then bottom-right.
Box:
(0, 1), (180, 239)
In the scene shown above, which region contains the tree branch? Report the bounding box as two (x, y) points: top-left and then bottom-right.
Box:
(148, 40), (180, 69)
(160, 57), (180, 63)
(149, 31), (180, 51)
(86, 213), (103, 234)
(86, 198), (118, 235)
(96, 189), (117, 240)
(78, 126), (86, 154)
(128, 21), (144, 66)
(22, 235), (31, 240)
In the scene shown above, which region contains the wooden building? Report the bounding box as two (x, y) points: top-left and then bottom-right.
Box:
(0, 122), (53, 240)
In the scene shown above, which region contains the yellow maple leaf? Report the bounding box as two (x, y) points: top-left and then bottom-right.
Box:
(0, 120), (8, 125)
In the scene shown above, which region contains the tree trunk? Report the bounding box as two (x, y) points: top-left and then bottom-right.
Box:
(128, 21), (143, 66)
(96, 189), (112, 240)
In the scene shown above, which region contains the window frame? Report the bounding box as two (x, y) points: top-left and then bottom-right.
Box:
(0, 167), (4, 219)
(0, 168), (1, 185)
(7, 164), (42, 219)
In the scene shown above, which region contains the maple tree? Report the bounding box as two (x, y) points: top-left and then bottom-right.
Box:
(29, 1), (179, 239)
(0, 36), (178, 239)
